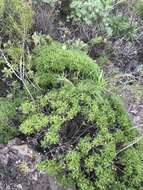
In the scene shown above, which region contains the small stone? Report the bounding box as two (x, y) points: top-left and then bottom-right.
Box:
(17, 184), (23, 189)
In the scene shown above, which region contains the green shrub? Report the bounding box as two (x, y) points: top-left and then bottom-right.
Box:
(0, 97), (20, 144)
(20, 42), (143, 190)
(134, 0), (143, 20)
(109, 16), (137, 40)
(69, 0), (113, 35)
(0, 0), (33, 41)
(66, 39), (89, 54)
(31, 42), (103, 88)
(0, 0), (34, 100)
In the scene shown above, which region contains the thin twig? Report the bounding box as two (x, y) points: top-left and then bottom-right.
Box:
(0, 49), (35, 102)
(116, 135), (143, 155)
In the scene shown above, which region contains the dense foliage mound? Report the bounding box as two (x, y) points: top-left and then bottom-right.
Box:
(20, 42), (143, 190)
(31, 42), (102, 88)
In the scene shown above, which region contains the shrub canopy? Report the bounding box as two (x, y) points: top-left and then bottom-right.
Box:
(20, 42), (143, 190)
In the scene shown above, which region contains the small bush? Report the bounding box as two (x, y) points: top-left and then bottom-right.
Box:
(69, 0), (113, 35)
(109, 16), (137, 40)
(0, 0), (33, 41)
(31, 42), (102, 88)
(0, 97), (20, 144)
(0, 0), (34, 100)
(134, 0), (143, 20)
(20, 42), (143, 190)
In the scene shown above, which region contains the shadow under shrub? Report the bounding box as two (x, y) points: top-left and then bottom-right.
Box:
(20, 42), (143, 190)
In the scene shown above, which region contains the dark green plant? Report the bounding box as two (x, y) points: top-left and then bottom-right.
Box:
(98, 54), (109, 66)
(134, 0), (143, 20)
(0, 0), (33, 76)
(109, 16), (138, 40)
(0, 97), (20, 144)
(0, 0), (33, 42)
(20, 42), (143, 190)
(0, 0), (35, 101)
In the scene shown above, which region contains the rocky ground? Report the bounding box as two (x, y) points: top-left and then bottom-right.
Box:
(0, 138), (73, 190)
(104, 64), (143, 132)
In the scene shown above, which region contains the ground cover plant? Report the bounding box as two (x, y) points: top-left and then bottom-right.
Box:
(19, 42), (143, 190)
(0, 97), (20, 143)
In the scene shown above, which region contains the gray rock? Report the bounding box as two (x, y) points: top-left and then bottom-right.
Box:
(0, 138), (73, 190)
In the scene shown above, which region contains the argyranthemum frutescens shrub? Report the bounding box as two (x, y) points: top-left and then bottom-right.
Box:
(20, 42), (143, 190)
